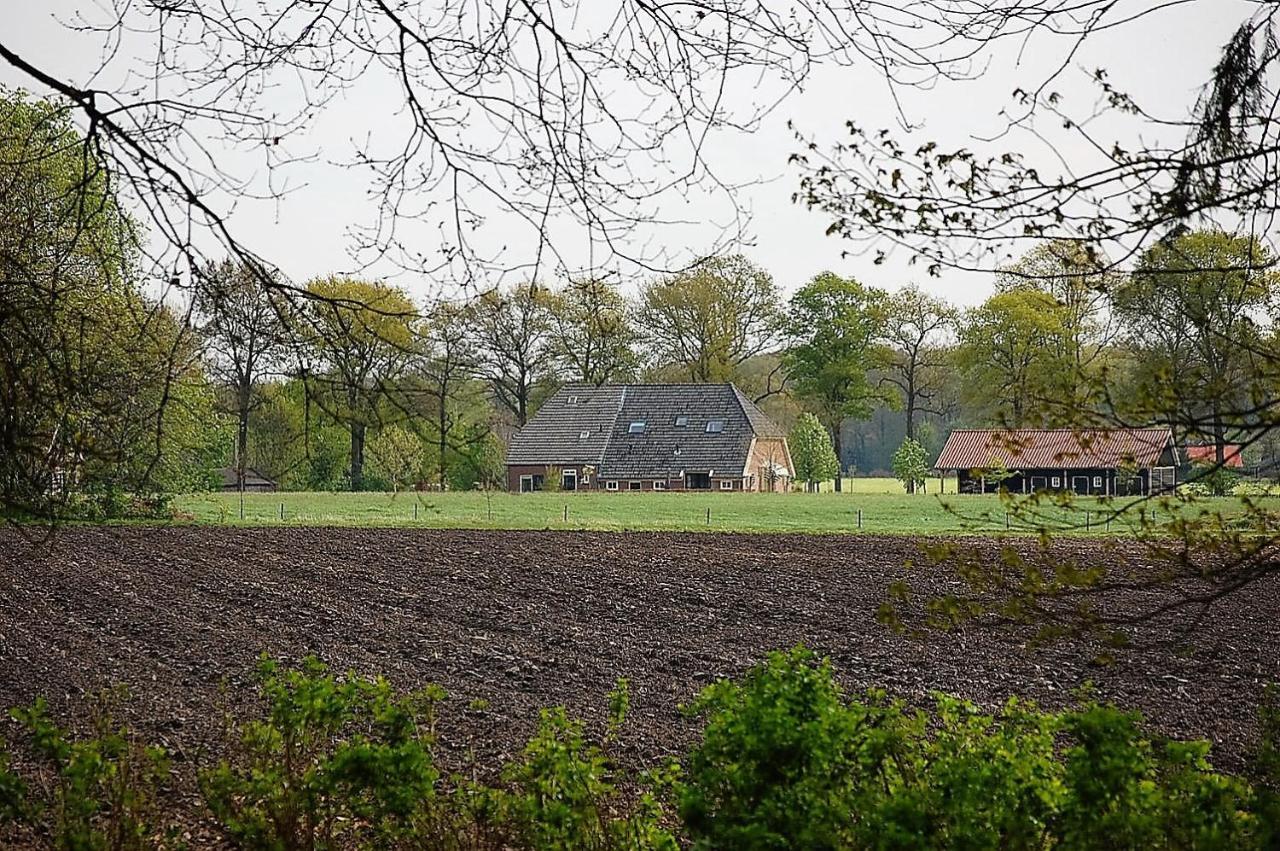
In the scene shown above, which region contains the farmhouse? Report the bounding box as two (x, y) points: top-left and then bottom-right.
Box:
(934, 428), (1179, 495)
(506, 383), (793, 492)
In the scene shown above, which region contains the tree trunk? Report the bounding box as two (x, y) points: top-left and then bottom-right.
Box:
(350, 421), (366, 491)
(832, 422), (843, 493)
(236, 379), (251, 490)
(438, 387), (448, 490)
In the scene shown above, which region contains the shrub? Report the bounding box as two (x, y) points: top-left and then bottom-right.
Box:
(200, 656), (447, 849)
(7, 690), (174, 850)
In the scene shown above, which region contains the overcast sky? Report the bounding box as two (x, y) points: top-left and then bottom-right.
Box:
(4, 1), (1258, 307)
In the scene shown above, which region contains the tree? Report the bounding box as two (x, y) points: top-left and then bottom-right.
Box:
(367, 425), (424, 492)
(789, 413), (839, 493)
(955, 290), (1070, 428)
(1115, 229), (1279, 467)
(0, 89), (192, 519)
(783, 272), (886, 491)
(415, 300), (483, 489)
(472, 285), (555, 427)
(891, 437), (929, 495)
(878, 285), (956, 472)
(193, 258), (287, 491)
(636, 255), (781, 383)
(994, 241), (1117, 412)
(297, 277), (417, 491)
(546, 278), (639, 386)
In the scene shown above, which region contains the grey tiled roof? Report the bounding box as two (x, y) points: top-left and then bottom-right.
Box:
(507, 383), (785, 479)
(505, 384), (625, 465)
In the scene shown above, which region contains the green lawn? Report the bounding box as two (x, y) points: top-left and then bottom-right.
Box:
(172, 488), (1266, 536)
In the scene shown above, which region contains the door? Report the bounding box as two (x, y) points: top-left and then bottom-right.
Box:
(562, 469), (577, 491)
(1072, 476), (1090, 495)
(519, 475), (533, 493)
(1030, 476), (1047, 492)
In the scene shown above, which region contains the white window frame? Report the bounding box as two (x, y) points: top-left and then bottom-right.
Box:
(579, 430), (590, 440)
(582, 474), (591, 485)
(653, 480), (667, 490)
(566, 394), (579, 404)
(1051, 476), (1061, 488)
(519, 475), (533, 493)
(719, 479), (734, 491)
(1093, 476), (1102, 488)
(562, 469), (577, 490)
(605, 480), (618, 491)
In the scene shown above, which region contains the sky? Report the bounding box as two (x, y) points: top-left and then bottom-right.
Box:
(3, 0), (1260, 307)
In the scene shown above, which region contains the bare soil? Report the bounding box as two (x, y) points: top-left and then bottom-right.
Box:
(0, 527), (1274, 785)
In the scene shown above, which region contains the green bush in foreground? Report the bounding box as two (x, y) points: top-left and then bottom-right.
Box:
(0, 648), (1274, 849)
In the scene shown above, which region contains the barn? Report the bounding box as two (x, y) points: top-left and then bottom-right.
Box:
(934, 428), (1179, 495)
(505, 383), (793, 493)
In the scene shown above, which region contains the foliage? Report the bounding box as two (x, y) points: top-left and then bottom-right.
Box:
(636, 255), (781, 382)
(891, 437), (929, 494)
(955, 288), (1071, 427)
(546, 278), (639, 386)
(679, 646), (1261, 851)
(367, 425), (425, 492)
(297, 276), (418, 490)
(878, 285), (956, 442)
(789, 413), (839, 489)
(0, 650), (1275, 849)
(7, 690), (174, 849)
(200, 656), (447, 849)
(471, 285), (557, 427)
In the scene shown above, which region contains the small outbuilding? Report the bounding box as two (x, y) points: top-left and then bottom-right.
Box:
(934, 428), (1179, 495)
(219, 466), (278, 493)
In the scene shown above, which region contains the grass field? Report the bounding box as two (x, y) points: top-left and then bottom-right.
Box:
(172, 485), (1268, 536)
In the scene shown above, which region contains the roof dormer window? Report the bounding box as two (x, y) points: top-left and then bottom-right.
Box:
(566, 395), (580, 404)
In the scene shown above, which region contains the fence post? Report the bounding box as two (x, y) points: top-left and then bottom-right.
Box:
(1005, 512), (1010, 530)
(280, 502), (284, 521)
(564, 504), (568, 523)
(706, 507), (711, 525)
(857, 508), (862, 530)
(414, 502), (418, 521)
(1086, 511), (1091, 532)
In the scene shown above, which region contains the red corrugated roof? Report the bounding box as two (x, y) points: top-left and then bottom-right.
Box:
(1184, 444), (1245, 468)
(934, 428), (1175, 470)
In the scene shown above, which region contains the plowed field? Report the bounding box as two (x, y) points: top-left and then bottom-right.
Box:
(0, 527), (1274, 777)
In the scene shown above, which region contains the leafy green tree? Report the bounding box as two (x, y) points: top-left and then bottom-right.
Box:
(193, 258), (287, 490)
(783, 272), (886, 491)
(367, 425), (424, 492)
(0, 89), (185, 518)
(1115, 229), (1279, 468)
(789, 413), (839, 492)
(413, 300), (484, 489)
(637, 255), (781, 383)
(879, 284), (956, 447)
(546, 278), (639, 385)
(891, 437), (929, 495)
(297, 277), (417, 490)
(955, 289), (1070, 427)
(472, 284), (556, 427)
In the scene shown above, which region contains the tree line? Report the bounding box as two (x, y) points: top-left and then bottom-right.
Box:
(6, 86), (1279, 510)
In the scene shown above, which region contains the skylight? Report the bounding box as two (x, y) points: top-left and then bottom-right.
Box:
(674, 415), (689, 427)
(628, 421), (646, 434)
(579, 430), (590, 440)
(705, 419), (725, 433)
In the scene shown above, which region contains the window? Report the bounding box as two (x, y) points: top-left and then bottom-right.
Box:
(628, 421), (646, 434)
(605, 480), (618, 491)
(674, 415), (689, 427)
(705, 419), (725, 433)
(579, 430), (590, 440)
(1093, 476), (1102, 488)
(582, 475), (591, 485)
(519, 475), (533, 493)
(719, 479), (734, 490)
(566, 395), (579, 404)
(653, 480), (667, 490)
(1051, 477), (1061, 487)
(629, 480), (642, 491)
